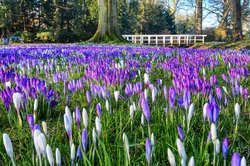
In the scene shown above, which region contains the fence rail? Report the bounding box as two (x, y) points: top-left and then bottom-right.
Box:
(123, 35), (207, 46)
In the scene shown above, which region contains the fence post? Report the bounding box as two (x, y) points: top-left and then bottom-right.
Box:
(163, 36), (165, 47)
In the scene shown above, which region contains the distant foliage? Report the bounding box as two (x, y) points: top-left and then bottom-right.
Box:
(36, 32), (55, 42)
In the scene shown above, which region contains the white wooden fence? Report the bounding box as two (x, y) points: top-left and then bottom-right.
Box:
(123, 35), (207, 46)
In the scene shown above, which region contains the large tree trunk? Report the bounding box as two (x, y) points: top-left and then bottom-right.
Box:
(215, 0), (229, 41)
(195, 0), (202, 34)
(89, 0), (126, 42)
(231, 0), (243, 41)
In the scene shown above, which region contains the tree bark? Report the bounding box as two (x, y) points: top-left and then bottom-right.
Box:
(215, 0), (229, 40)
(88, 0), (126, 42)
(195, 0), (202, 34)
(231, 0), (243, 41)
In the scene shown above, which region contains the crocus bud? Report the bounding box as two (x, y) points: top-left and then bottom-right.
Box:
(65, 106), (72, 126)
(211, 123), (217, 141)
(3, 133), (14, 162)
(42, 121), (48, 137)
(122, 133), (129, 159)
(96, 103), (102, 118)
(187, 103), (194, 130)
(151, 87), (157, 103)
(203, 103), (208, 122)
(34, 129), (41, 156)
(95, 117), (102, 136)
(71, 143), (75, 163)
(37, 133), (47, 157)
(27, 114), (34, 130)
(75, 106), (81, 129)
(46, 144), (54, 166)
(13, 92), (22, 111)
(177, 124), (185, 141)
(215, 139), (220, 154)
(222, 86), (229, 95)
(144, 89), (148, 99)
(13, 92), (23, 126)
(145, 138), (151, 165)
(150, 133), (155, 148)
(144, 73), (150, 85)
(114, 91), (119, 102)
(92, 128), (97, 145)
(129, 105), (134, 119)
(235, 103), (240, 127)
(86, 91), (91, 105)
(241, 157), (246, 166)
(222, 138), (229, 159)
(231, 153), (241, 166)
(34, 98), (38, 112)
(188, 156), (195, 166)
(56, 148), (61, 166)
(141, 114), (144, 126)
(76, 146), (82, 161)
(105, 100), (109, 112)
(176, 138), (187, 163)
(167, 148), (176, 166)
(82, 129), (88, 152)
(64, 114), (72, 145)
(141, 97), (150, 124)
(82, 108), (88, 128)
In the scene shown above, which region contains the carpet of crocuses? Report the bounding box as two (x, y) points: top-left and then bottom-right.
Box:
(0, 44), (249, 166)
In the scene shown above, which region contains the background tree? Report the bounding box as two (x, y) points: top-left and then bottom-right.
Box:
(88, 0), (125, 42)
(196, 0), (203, 34)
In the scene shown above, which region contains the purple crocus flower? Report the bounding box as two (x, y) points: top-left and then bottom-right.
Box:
(157, 79), (162, 89)
(77, 145), (83, 160)
(27, 114), (34, 130)
(76, 106), (81, 129)
(222, 138), (229, 159)
(224, 96), (228, 106)
(206, 104), (214, 122)
(163, 85), (168, 101)
(86, 91), (91, 105)
(177, 96), (183, 108)
(212, 103), (219, 123)
(177, 124), (185, 141)
(125, 83), (133, 97)
(141, 97), (150, 124)
(145, 138), (151, 164)
(82, 129), (88, 152)
(216, 87), (222, 101)
(96, 103), (102, 118)
(221, 74), (228, 83)
(33, 124), (41, 131)
(206, 132), (212, 143)
(231, 153), (241, 166)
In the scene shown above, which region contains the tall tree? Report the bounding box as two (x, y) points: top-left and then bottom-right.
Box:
(195, 0), (203, 34)
(89, 0), (125, 42)
(231, 0), (243, 41)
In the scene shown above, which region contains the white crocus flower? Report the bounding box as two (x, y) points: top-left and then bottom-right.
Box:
(176, 138), (187, 164)
(3, 133), (15, 165)
(188, 156), (195, 166)
(46, 144), (54, 166)
(114, 91), (119, 102)
(82, 108), (88, 128)
(95, 117), (102, 136)
(235, 103), (240, 128)
(167, 148), (176, 166)
(56, 148), (61, 166)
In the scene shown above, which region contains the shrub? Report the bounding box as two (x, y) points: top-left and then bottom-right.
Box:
(36, 31), (55, 42)
(21, 31), (34, 43)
